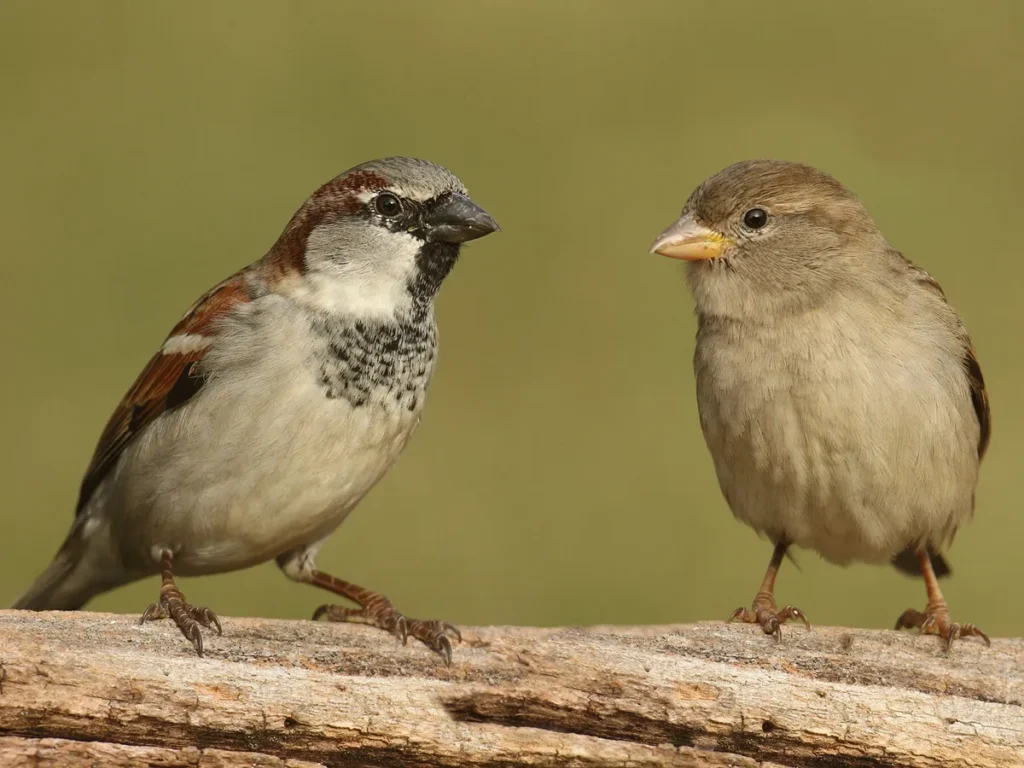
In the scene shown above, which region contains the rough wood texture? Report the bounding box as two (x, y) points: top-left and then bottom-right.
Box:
(0, 611), (1020, 767)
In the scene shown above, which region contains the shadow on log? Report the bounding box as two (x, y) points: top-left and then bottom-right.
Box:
(0, 611), (1021, 766)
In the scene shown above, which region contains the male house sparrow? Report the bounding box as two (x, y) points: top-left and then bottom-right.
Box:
(14, 157), (499, 664)
(650, 160), (990, 649)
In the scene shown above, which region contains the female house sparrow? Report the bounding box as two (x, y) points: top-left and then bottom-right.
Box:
(650, 160), (990, 649)
(14, 157), (499, 664)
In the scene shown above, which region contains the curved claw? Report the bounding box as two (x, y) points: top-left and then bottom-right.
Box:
(189, 606), (222, 636)
(437, 634), (453, 667)
(442, 622), (462, 644)
(961, 623), (991, 647)
(186, 624), (204, 657)
(943, 623), (961, 652)
(420, 625), (455, 666)
(392, 614), (409, 645)
(778, 605), (811, 631)
(920, 615), (938, 635)
(405, 619), (462, 665)
(139, 602), (166, 625)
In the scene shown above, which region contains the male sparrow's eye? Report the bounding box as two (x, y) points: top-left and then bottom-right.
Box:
(375, 193), (402, 217)
(742, 208), (768, 230)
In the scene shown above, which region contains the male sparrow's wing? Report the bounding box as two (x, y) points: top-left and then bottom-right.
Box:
(76, 274), (253, 515)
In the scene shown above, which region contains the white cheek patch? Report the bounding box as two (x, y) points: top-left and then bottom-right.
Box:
(300, 223), (422, 319)
(162, 333), (213, 355)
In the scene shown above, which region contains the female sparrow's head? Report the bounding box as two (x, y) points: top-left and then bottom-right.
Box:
(650, 159), (888, 315)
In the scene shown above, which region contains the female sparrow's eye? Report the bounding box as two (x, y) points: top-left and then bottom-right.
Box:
(375, 193), (402, 217)
(742, 208), (768, 230)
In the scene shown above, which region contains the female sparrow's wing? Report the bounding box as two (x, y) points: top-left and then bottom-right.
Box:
(891, 261), (990, 579)
(901, 258), (990, 458)
(964, 342), (991, 460)
(867, 256), (990, 645)
(76, 274), (252, 516)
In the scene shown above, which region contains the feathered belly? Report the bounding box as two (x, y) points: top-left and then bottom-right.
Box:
(696, 337), (978, 565)
(105, 376), (425, 575)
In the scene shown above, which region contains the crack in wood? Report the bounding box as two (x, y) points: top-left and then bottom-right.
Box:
(441, 691), (922, 768)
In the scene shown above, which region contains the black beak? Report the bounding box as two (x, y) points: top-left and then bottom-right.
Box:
(424, 193), (500, 244)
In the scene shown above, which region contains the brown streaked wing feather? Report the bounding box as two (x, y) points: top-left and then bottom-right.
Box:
(964, 343), (991, 459)
(899, 253), (990, 460)
(75, 275), (252, 515)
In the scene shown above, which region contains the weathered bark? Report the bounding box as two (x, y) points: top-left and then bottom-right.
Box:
(0, 610), (1020, 767)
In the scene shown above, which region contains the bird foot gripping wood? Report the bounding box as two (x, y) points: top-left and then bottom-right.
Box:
(896, 550), (990, 651)
(729, 542), (810, 641)
(139, 586), (222, 657)
(138, 550), (222, 656)
(729, 601), (810, 642)
(313, 596), (461, 666)
(895, 607), (990, 651)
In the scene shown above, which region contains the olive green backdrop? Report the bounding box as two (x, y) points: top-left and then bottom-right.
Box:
(2, 1), (1022, 640)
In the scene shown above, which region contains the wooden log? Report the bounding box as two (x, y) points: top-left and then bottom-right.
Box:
(0, 610), (1020, 766)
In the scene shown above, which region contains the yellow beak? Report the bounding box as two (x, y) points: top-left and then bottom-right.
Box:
(649, 213), (730, 261)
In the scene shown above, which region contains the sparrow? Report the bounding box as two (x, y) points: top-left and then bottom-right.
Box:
(649, 159), (990, 649)
(13, 156), (499, 664)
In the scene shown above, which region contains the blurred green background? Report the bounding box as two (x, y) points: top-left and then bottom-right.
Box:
(2, 1), (1022, 639)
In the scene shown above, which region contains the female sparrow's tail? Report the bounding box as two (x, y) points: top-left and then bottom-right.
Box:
(892, 547), (951, 578)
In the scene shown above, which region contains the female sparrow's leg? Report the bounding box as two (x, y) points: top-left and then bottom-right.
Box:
(729, 541), (810, 641)
(277, 546), (460, 666)
(139, 549), (222, 656)
(895, 550), (989, 650)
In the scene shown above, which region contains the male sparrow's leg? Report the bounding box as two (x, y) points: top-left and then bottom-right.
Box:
(895, 550), (989, 650)
(277, 547), (460, 665)
(139, 549), (221, 656)
(729, 541), (810, 641)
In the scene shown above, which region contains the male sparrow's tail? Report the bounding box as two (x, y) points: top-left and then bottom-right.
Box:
(12, 519), (116, 610)
(12, 548), (87, 609)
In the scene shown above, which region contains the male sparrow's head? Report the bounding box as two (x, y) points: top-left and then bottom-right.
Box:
(268, 156), (499, 316)
(649, 160), (888, 314)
